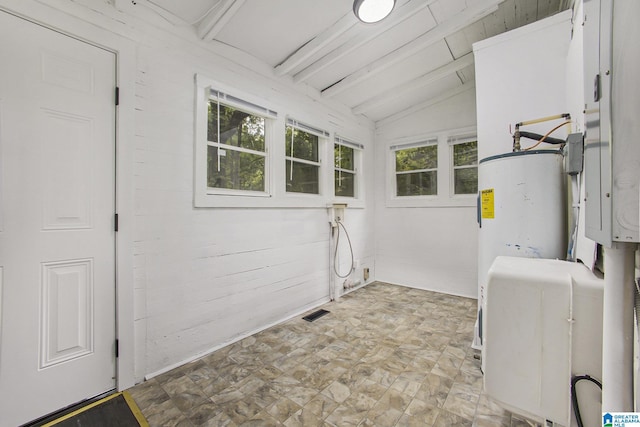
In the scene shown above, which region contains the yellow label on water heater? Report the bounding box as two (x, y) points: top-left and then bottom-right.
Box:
(481, 188), (495, 219)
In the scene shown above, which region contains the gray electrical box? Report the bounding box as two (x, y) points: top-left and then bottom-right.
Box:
(564, 133), (583, 175)
(583, 0), (640, 245)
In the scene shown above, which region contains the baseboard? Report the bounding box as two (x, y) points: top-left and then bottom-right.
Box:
(143, 296), (331, 381)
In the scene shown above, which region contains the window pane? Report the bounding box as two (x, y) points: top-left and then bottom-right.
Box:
(334, 144), (354, 170)
(396, 171), (437, 196)
(395, 145), (437, 172)
(207, 145), (265, 191)
(286, 161), (319, 194)
(208, 101), (265, 152)
(453, 141), (477, 166)
(335, 170), (355, 197)
(454, 167), (478, 194)
(285, 126), (318, 162)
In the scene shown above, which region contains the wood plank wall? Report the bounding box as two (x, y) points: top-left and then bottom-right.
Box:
(131, 36), (375, 378)
(16, 0), (376, 380)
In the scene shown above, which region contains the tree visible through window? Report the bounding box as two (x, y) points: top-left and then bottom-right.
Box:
(285, 126), (320, 194)
(452, 140), (478, 194)
(395, 144), (437, 196)
(207, 100), (266, 192)
(335, 144), (355, 197)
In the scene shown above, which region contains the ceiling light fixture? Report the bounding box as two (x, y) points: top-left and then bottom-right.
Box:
(353, 0), (396, 23)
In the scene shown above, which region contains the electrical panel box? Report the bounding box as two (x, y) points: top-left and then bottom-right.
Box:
(583, 0), (640, 245)
(563, 133), (583, 175)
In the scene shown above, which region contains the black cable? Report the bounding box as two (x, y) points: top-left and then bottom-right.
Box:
(571, 374), (602, 427)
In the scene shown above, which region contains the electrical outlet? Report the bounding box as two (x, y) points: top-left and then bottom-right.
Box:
(363, 267), (370, 281)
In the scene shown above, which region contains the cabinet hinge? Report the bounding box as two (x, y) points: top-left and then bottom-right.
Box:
(115, 213), (119, 232)
(115, 87), (120, 106)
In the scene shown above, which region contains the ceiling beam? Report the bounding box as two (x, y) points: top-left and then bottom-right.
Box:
(274, 13), (358, 77)
(124, 0), (188, 25)
(112, 0), (132, 11)
(376, 82), (476, 127)
(292, 0), (439, 84)
(197, 0), (246, 41)
(353, 53), (474, 115)
(322, 0), (500, 98)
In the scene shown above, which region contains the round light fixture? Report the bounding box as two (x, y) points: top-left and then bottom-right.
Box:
(353, 0), (396, 23)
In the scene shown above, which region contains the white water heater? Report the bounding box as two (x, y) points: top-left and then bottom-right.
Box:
(475, 150), (566, 348)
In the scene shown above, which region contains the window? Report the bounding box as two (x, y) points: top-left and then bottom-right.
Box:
(386, 127), (477, 207)
(285, 119), (327, 195)
(194, 74), (367, 208)
(335, 144), (355, 197)
(195, 75), (280, 207)
(451, 138), (478, 195)
(207, 99), (267, 193)
(334, 136), (364, 198)
(394, 141), (438, 197)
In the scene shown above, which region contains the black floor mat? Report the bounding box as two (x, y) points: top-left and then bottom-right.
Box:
(41, 392), (147, 427)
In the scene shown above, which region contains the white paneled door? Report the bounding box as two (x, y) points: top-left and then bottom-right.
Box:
(0, 11), (116, 426)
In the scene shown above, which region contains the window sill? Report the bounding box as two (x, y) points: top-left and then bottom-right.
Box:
(385, 195), (476, 208)
(194, 193), (365, 209)
(332, 197), (365, 209)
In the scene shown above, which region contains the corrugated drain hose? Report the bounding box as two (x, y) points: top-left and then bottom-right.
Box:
(571, 374), (602, 427)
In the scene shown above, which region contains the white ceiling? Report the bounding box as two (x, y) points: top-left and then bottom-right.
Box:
(146, 0), (571, 123)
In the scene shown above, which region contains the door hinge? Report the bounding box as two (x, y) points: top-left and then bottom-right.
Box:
(115, 213), (119, 232)
(115, 86), (120, 106)
(115, 339), (119, 358)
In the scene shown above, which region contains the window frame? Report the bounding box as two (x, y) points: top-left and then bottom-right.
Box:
(194, 74), (368, 208)
(284, 118), (327, 197)
(205, 96), (270, 196)
(449, 135), (478, 197)
(385, 126), (477, 208)
(333, 136), (364, 205)
(392, 139), (439, 198)
(195, 75), (279, 207)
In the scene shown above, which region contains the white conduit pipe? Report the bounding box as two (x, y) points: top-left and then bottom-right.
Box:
(602, 242), (636, 412)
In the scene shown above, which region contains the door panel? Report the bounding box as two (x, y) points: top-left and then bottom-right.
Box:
(41, 110), (94, 230)
(41, 259), (94, 368)
(0, 10), (116, 426)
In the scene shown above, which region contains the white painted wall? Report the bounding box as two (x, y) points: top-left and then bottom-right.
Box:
(0, 0), (589, 393)
(565, 4), (585, 136)
(374, 88), (479, 298)
(131, 37), (378, 377)
(373, 11), (573, 300)
(474, 11), (572, 160)
(472, 11), (574, 347)
(564, 1), (598, 267)
(0, 0), (376, 382)
(130, 17), (377, 379)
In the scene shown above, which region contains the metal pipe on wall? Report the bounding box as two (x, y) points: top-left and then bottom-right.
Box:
(602, 242), (636, 411)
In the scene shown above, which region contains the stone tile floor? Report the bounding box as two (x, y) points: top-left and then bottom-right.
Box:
(128, 282), (539, 426)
